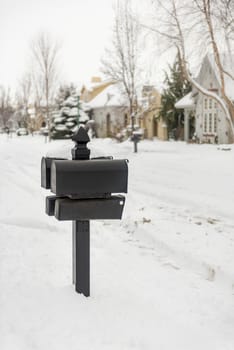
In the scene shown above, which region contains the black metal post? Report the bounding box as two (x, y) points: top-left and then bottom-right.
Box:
(73, 220), (90, 296)
(134, 140), (138, 153)
(71, 127), (91, 296)
(41, 125), (128, 297)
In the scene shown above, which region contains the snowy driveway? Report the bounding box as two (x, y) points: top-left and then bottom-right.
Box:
(0, 135), (234, 350)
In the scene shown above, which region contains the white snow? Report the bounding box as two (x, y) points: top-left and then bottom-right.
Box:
(79, 110), (89, 123)
(54, 125), (68, 131)
(69, 107), (78, 117)
(175, 91), (195, 109)
(0, 135), (234, 350)
(65, 122), (75, 127)
(53, 117), (65, 124)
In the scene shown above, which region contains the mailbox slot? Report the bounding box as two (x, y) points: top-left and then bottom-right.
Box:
(50, 159), (128, 198)
(53, 195), (126, 220)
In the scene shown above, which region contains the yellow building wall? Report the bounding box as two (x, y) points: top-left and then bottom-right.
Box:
(139, 87), (168, 141)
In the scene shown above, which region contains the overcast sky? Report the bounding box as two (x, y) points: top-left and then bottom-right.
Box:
(0, 0), (116, 88)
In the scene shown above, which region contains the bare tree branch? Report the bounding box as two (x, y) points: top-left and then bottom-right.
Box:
(31, 32), (61, 140)
(101, 0), (142, 130)
(142, 0), (234, 139)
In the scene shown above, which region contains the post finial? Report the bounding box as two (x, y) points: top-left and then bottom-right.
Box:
(72, 126), (90, 143)
(72, 126), (90, 160)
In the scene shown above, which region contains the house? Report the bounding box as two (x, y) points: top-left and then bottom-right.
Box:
(138, 85), (168, 141)
(175, 54), (234, 144)
(86, 83), (129, 138)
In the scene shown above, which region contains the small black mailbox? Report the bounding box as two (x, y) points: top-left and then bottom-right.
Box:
(131, 131), (142, 153)
(41, 126), (128, 297)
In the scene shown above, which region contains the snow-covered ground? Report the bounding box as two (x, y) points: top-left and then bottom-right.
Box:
(0, 134), (234, 350)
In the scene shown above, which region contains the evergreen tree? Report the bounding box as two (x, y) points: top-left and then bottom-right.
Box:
(50, 84), (82, 139)
(159, 55), (192, 139)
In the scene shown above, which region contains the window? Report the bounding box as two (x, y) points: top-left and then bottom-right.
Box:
(203, 95), (219, 134)
(204, 114), (207, 132)
(124, 113), (128, 127)
(214, 113), (217, 133)
(203, 113), (217, 134)
(209, 113), (212, 132)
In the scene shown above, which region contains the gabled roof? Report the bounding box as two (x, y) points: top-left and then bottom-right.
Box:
(175, 92), (195, 109)
(86, 83), (128, 109)
(197, 53), (234, 100)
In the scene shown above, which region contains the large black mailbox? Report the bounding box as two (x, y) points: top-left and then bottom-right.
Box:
(41, 126), (128, 297)
(50, 159), (128, 198)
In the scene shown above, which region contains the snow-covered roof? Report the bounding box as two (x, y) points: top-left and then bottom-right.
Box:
(86, 83), (128, 109)
(175, 92), (195, 109)
(199, 53), (234, 100)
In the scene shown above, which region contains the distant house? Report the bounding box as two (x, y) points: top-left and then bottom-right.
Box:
(85, 83), (129, 138)
(138, 85), (168, 141)
(175, 54), (234, 144)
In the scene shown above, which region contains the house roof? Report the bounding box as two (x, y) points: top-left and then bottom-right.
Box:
(82, 78), (114, 93)
(175, 92), (195, 109)
(199, 53), (234, 100)
(86, 83), (128, 109)
(176, 53), (234, 110)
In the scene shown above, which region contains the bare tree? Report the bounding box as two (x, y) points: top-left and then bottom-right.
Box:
(101, 0), (142, 130)
(143, 0), (234, 139)
(31, 32), (60, 139)
(213, 0), (234, 62)
(0, 86), (14, 128)
(15, 72), (32, 128)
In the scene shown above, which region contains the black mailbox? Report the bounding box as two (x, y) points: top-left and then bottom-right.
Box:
(54, 196), (125, 221)
(130, 133), (142, 142)
(41, 157), (67, 189)
(50, 159), (128, 198)
(131, 131), (142, 153)
(41, 126), (128, 297)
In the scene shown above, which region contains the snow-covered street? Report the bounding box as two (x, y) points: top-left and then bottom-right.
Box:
(0, 135), (234, 350)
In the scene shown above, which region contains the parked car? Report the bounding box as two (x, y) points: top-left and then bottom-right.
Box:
(16, 128), (28, 136)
